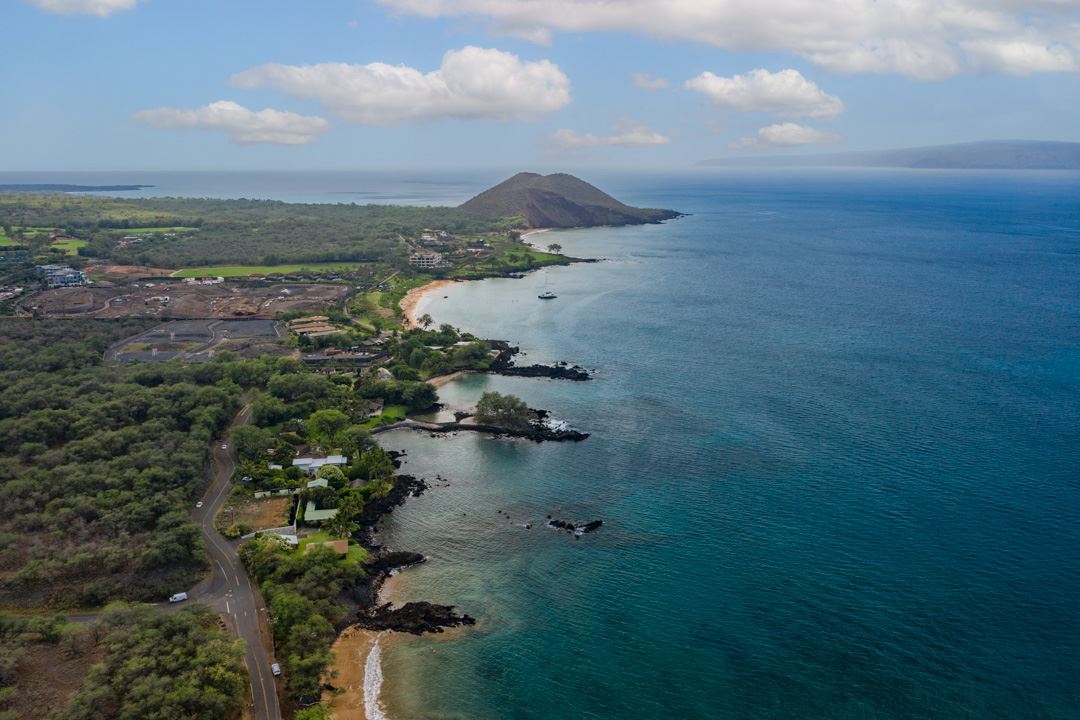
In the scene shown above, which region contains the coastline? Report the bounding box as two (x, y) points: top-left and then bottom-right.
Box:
(325, 627), (392, 720)
(399, 279), (457, 327)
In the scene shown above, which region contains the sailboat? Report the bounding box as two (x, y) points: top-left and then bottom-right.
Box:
(538, 273), (557, 300)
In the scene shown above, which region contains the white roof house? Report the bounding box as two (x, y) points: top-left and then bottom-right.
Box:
(292, 455), (348, 475)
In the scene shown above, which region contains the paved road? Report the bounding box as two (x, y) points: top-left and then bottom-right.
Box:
(190, 404), (282, 720)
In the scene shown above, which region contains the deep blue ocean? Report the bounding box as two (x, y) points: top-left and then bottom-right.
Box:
(6, 168), (1077, 718)
(374, 170), (1080, 719)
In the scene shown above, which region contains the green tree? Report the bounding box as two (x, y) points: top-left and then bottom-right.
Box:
(547, 242), (562, 254)
(474, 391), (534, 431)
(418, 313), (433, 329)
(339, 424), (374, 455)
(232, 425), (274, 462)
(315, 464), (347, 490)
(307, 408), (349, 446)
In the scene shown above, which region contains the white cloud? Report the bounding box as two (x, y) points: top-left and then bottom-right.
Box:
(28, 0), (138, 16)
(132, 101), (330, 145)
(686, 68), (844, 119)
(632, 72), (669, 90)
(377, 0), (1080, 78)
(962, 38), (1078, 74)
(729, 122), (840, 150)
(552, 121), (670, 149)
(230, 46), (571, 125)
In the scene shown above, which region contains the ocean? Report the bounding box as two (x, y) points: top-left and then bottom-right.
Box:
(372, 170), (1080, 719)
(8, 168), (1079, 718)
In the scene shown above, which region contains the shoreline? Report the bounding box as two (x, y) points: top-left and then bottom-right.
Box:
(399, 279), (457, 327)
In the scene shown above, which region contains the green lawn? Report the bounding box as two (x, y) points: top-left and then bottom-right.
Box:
(359, 403), (408, 430)
(298, 531), (369, 565)
(51, 238), (87, 255)
(173, 262), (368, 278)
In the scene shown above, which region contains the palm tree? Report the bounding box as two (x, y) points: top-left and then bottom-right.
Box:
(418, 313), (433, 329)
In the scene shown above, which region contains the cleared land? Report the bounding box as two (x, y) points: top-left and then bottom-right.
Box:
(217, 494), (293, 535)
(109, 318), (284, 362)
(23, 282), (348, 319)
(173, 261), (369, 278)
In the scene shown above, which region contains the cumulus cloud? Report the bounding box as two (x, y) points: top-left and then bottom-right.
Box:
(132, 101), (330, 145)
(377, 0), (1080, 78)
(686, 68), (844, 119)
(552, 121), (670, 149)
(230, 46), (571, 125)
(28, 0), (138, 15)
(729, 122), (840, 150)
(632, 72), (669, 90)
(962, 38), (1078, 74)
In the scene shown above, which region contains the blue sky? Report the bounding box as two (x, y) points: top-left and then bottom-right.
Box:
(4, 0), (1080, 170)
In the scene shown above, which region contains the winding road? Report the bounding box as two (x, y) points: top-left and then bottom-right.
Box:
(189, 404), (282, 720)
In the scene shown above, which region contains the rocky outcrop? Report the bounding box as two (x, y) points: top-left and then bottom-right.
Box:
(356, 601), (476, 635)
(548, 518), (604, 537)
(489, 341), (591, 381)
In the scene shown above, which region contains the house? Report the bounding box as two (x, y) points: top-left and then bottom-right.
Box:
(375, 367), (394, 382)
(292, 454), (348, 476)
(304, 502), (338, 524)
(306, 477), (329, 489)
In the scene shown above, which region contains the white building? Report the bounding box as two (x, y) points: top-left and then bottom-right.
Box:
(291, 455), (348, 476)
(409, 252), (442, 269)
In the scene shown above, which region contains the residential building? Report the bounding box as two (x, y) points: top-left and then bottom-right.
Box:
(292, 454), (348, 476)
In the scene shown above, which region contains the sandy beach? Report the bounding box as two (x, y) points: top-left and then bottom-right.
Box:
(520, 228), (552, 250)
(399, 279), (457, 327)
(325, 626), (394, 720)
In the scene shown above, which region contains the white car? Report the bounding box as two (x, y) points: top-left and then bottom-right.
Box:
(168, 592), (188, 603)
(271, 662), (281, 677)
(221, 444), (228, 450)
(195, 501), (204, 508)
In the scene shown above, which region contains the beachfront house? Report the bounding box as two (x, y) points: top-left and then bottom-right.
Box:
(292, 454), (347, 476)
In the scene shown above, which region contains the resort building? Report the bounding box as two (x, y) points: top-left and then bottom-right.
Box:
(38, 264), (87, 287)
(409, 252), (443, 268)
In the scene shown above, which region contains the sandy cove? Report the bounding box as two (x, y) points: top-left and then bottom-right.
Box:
(324, 626), (392, 720)
(399, 279), (457, 327)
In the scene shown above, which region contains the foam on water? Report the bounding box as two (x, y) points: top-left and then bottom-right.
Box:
(363, 635), (386, 720)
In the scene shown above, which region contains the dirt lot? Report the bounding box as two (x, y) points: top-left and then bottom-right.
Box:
(12, 641), (104, 719)
(217, 495), (293, 534)
(23, 281), (349, 319)
(87, 263), (175, 280)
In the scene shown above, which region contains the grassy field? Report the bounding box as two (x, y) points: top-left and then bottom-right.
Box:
(51, 238), (87, 255)
(298, 531), (368, 565)
(173, 262), (368, 278)
(360, 403), (408, 430)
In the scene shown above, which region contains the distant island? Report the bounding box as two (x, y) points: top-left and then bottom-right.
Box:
(0, 183), (154, 193)
(460, 172), (681, 228)
(699, 140), (1080, 170)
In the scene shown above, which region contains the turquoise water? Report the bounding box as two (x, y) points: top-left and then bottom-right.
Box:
(374, 171), (1080, 719)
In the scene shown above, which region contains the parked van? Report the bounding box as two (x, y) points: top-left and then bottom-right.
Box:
(168, 592), (188, 603)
